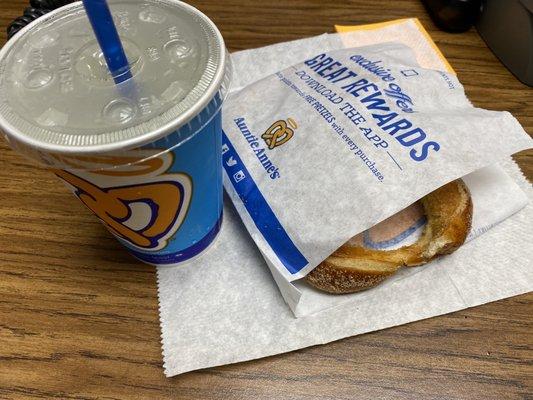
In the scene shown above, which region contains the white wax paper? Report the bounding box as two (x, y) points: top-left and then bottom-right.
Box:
(222, 42), (531, 287)
(158, 159), (532, 377)
(157, 21), (532, 376)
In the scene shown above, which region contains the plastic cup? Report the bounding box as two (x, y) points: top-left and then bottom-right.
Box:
(0, 0), (230, 266)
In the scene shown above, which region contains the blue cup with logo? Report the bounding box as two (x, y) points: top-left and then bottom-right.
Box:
(0, 0), (230, 266)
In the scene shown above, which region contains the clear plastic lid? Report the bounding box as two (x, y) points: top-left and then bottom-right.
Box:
(0, 0), (229, 168)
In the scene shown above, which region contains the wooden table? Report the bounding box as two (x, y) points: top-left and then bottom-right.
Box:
(1, 1), (531, 399)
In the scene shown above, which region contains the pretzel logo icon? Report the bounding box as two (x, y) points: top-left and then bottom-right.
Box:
(261, 118), (297, 149)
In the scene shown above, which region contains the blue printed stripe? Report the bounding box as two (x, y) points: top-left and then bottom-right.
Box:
(222, 131), (308, 274)
(363, 216), (427, 250)
(128, 213), (222, 265)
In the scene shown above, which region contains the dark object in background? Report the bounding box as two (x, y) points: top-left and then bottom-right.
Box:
(7, 0), (73, 39)
(476, 0), (533, 87)
(421, 0), (482, 32)
(7, 7), (49, 39)
(422, 0), (533, 87)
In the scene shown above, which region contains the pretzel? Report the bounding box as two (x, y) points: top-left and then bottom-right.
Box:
(306, 179), (473, 294)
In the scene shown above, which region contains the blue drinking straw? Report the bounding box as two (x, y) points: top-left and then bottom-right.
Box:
(82, 0), (132, 84)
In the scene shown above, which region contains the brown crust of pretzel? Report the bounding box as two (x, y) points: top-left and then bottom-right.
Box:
(306, 179), (473, 294)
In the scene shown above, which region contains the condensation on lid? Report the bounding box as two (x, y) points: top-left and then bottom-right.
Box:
(0, 0), (226, 153)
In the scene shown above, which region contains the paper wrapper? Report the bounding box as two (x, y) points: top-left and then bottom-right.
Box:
(290, 164), (528, 316)
(158, 160), (531, 377)
(157, 19), (532, 376)
(221, 28), (531, 313)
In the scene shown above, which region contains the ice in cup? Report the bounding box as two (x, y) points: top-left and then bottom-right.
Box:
(0, 0), (230, 266)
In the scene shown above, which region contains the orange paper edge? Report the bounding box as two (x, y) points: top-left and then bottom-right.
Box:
(335, 18), (455, 74)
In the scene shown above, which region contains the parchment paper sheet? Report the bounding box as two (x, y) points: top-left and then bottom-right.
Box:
(157, 21), (532, 377)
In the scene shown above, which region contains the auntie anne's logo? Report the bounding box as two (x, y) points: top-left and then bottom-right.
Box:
(262, 118), (297, 149)
(55, 151), (192, 252)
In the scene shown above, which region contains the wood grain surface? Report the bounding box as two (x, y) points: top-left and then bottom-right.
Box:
(0, 1), (531, 399)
